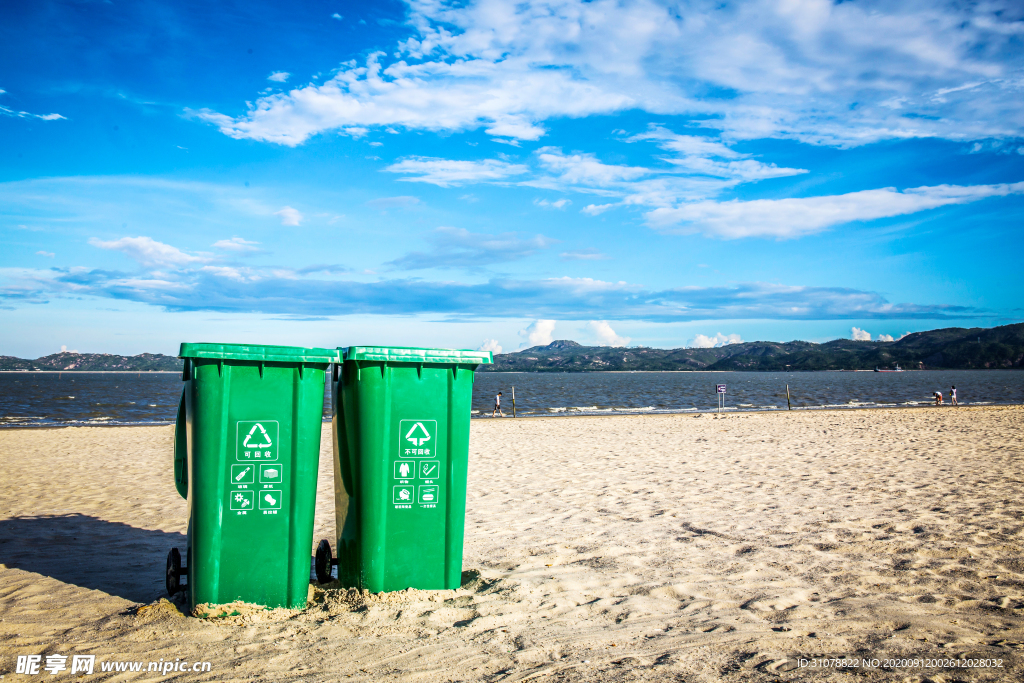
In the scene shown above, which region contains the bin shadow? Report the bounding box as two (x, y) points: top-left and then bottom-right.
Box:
(0, 514), (185, 604)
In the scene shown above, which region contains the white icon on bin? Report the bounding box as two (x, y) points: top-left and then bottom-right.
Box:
(394, 461), (415, 480)
(418, 485), (439, 505)
(230, 490), (254, 510)
(258, 489), (282, 510)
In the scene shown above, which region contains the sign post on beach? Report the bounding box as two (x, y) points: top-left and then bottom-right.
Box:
(716, 384), (726, 416)
(512, 386), (516, 418)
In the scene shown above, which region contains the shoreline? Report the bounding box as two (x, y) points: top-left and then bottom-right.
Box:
(469, 401), (1017, 419)
(0, 370), (180, 374)
(478, 368), (1018, 373)
(4, 368), (1021, 374)
(2, 402), (1020, 430)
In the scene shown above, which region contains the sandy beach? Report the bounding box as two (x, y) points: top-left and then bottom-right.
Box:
(1, 406), (1022, 681)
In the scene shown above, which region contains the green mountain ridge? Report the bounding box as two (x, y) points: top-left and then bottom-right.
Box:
(0, 352), (182, 372)
(1, 323), (1021, 372)
(481, 323), (1024, 372)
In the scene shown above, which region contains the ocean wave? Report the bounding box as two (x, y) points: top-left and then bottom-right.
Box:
(547, 405), (659, 414)
(0, 417), (175, 428)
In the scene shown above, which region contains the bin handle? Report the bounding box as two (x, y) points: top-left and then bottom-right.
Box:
(173, 389), (188, 499)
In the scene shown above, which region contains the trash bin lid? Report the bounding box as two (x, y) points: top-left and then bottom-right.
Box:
(179, 343), (341, 363)
(342, 346), (493, 364)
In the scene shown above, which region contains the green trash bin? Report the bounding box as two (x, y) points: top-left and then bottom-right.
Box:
(314, 346), (492, 592)
(166, 343), (341, 611)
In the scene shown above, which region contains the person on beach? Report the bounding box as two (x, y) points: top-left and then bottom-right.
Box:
(950, 385), (958, 406)
(934, 391), (943, 405)
(492, 391), (504, 418)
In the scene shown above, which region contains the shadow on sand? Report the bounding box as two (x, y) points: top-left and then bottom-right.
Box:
(0, 514), (185, 604)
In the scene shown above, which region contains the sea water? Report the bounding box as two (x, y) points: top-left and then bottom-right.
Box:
(470, 370), (1024, 417)
(0, 370), (1021, 427)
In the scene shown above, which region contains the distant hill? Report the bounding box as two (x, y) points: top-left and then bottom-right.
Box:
(2, 322), (1021, 372)
(482, 322), (1024, 372)
(0, 352), (182, 372)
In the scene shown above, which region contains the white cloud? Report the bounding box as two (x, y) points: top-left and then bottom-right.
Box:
(369, 132), (801, 220)
(389, 226), (555, 270)
(332, 13), (342, 20)
(0, 97), (66, 121)
(690, 332), (743, 348)
(630, 127), (743, 158)
(627, 125), (808, 181)
(520, 319), (557, 347)
(587, 320), (630, 347)
(560, 248), (609, 261)
(366, 195), (421, 209)
(12, 261), (981, 322)
(384, 157), (529, 187)
(212, 237), (262, 253)
(647, 182), (1024, 238)
(274, 206), (303, 226)
(581, 203), (617, 216)
(200, 265), (248, 281)
(533, 148), (649, 186)
(36, 251), (55, 258)
(852, 327), (872, 341)
(534, 198), (571, 209)
(294, 264), (350, 276)
(88, 236), (208, 268)
(196, 0), (1024, 147)
(526, 138), (780, 212)
(477, 339), (503, 354)
(267, 72), (291, 83)
(877, 331), (911, 342)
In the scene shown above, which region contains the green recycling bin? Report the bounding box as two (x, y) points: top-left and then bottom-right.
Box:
(315, 346), (492, 592)
(166, 343), (340, 611)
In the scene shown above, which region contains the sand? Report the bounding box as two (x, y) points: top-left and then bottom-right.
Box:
(1, 406), (1022, 682)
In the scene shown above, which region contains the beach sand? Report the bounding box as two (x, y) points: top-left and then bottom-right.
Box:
(1, 406), (1022, 681)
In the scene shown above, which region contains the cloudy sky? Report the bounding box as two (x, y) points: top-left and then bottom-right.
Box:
(2, 0), (1022, 357)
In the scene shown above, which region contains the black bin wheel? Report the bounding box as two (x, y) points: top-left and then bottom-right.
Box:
(315, 539), (333, 583)
(166, 548), (182, 596)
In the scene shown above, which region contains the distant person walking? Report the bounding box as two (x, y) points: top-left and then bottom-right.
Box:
(492, 391), (504, 418)
(950, 385), (958, 406)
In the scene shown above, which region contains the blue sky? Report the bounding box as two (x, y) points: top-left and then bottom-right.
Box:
(2, 0), (1023, 357)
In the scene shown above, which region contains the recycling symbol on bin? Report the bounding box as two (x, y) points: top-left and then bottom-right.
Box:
(243, 423), (273, 448)
(404, 422), (432, 447)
